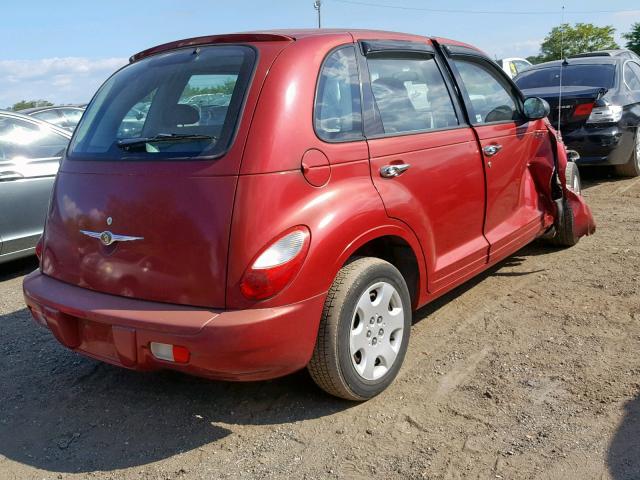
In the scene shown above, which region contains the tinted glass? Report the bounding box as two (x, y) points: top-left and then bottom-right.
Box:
(0, 116), (68, 160)
(69, 45), (255, 160)
(314, 47), (363, 142)
(624, 62), (640, 90)
(367, 56), (458, 134)
(515, 64), (617, 89)
(454, 60), (518, 124)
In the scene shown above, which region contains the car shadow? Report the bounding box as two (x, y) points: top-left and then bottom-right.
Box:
(0, 306), (351, 473)
(607, 393), (640, 479)
(0, 256), (38, 282)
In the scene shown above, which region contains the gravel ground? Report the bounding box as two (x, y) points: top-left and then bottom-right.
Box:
(1, 170), (639, 480)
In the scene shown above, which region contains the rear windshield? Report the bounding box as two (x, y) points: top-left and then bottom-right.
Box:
(68, 45), (256, 160)
(515, 64), (616, 90)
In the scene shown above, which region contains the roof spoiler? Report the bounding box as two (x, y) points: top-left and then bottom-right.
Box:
(130, 33), (294, 63)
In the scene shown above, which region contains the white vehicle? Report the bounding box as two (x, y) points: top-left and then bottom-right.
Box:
(497, 57), (532, 78)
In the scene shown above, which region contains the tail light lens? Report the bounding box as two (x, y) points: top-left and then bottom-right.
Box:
(240, 226), (311, 300)
(586, 104), (623, 124)
(572, 102), (594, 118)
(35, 236), (43, 261)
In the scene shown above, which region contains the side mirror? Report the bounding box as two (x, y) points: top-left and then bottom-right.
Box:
(523, 97), (550, 120)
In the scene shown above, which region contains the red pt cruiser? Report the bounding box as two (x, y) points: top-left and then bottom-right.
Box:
(23, 30), (595, 400)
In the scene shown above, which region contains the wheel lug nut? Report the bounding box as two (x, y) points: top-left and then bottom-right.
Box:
(377, 316), (382, 324)
(366, 330), (372, 338)
(372, 338), (377, 345)
(379, 329), (384, 336)
(370, 317), (375, 324)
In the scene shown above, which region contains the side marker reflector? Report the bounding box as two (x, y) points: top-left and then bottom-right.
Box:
(150, 342), (190, 363)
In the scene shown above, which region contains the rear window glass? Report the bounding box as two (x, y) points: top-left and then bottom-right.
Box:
(515, 64), (616, 90)
(69, 45), (255, 160)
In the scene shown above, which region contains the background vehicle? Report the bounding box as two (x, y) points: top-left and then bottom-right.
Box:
(497, 57), (532, 78)
(514, 50), (640, 176)
(24, 30), (594, 401)
(0, 111), (70, 264)
(21, 105), (86, 132)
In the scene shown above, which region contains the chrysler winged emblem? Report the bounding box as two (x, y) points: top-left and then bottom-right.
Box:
(80, 229), (144, 246)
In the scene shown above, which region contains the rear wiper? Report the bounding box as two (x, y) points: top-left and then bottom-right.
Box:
(117, 133), (216, 149)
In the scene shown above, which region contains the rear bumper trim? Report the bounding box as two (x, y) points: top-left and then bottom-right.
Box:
(23, 271), (326, 381)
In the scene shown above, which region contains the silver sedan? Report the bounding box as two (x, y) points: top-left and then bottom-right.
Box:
(0, 110), (71, 264)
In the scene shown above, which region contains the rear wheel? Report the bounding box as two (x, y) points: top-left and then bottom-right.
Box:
(615, 131), (640, 178)
(308, 257), (411, 401)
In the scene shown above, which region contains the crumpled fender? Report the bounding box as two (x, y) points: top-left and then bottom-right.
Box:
(546, 122), (596, 237)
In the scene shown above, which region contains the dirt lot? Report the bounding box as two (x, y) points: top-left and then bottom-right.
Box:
(1, 171), (639, 480)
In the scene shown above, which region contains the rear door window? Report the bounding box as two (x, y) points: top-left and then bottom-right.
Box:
(314, 46), (363, 142)
(69, 45), (256, 160)
(624, 62), (640, 91)
(453, 59), (519, 124)
(366, 55), (458, 134)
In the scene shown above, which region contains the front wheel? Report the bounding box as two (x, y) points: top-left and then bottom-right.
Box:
(308, 257), (412, 401)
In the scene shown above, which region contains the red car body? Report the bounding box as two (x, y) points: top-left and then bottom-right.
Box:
(23, 30), (595, 382)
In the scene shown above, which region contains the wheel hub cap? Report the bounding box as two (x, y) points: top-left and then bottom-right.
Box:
(349, 281), (404, 381)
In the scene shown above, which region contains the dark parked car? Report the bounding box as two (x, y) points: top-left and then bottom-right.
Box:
(21, 105), (85, 132)
(514, 50), (640, 176)
(0, 111), (70, 263)
(24, 30), (594, 400)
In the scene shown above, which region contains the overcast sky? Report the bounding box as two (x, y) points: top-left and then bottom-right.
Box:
(1, 0), (639, 108)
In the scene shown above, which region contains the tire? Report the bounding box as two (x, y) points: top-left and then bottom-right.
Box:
(548, 199), (579, 247)
(308, 257), (412, 401)
(615, 130), (640, 178)
(565, 161), (581, 195)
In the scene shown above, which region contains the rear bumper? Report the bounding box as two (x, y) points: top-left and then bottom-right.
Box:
(563, 124), (634, 166)
(23, 271), (326, 381)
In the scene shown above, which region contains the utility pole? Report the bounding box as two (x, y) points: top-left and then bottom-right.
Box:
(314, 0), (322, 29)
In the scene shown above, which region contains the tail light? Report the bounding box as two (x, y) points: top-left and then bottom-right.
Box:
(586, 104), (623, 124)
(240, 226), (311, 300)
(35, 236), (43, 261)
(572, 102), (594, 118)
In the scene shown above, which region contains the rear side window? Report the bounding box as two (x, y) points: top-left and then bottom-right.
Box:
(624, 62), (640, 91)
(454, 59), (519, 124)
(367, 55), (458, 134)
(314, 47), (363, 142)
(69, 45), (255, 160)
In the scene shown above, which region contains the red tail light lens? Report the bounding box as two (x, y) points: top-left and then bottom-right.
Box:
(35, 236), (43, 261)
(572, 102), (594, 118)
(240, 227), (311, 300)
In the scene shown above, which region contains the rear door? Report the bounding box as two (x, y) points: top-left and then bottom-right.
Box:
(359, 39), (489, 293)
(0, 115), (67, 258)
(445, 49), (547, 263)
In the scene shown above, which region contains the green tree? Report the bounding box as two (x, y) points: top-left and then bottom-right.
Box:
(623, 22), (640, 56)
(11, 99), (54, 111)
(535, 23), (619, 63)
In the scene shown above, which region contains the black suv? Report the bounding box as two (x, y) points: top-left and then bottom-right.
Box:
(515, 50), (640, 177)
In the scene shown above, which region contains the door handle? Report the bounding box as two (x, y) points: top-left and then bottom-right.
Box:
(483, 144), (502, 157)
(0, 171), (24, 181)
(380, 164), (410, 178)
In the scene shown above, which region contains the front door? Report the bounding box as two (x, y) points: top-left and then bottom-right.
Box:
(359, 40), (489, 294)
(447, 55), (546, 263)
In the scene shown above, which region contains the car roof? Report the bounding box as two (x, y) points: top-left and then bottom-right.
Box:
(0, 109), (72, 138)
(20, 105), (85, 114)
(130, 29), (484, 62)
(569, 49), (635, 59)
